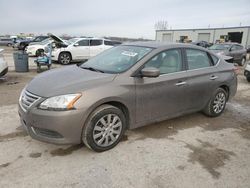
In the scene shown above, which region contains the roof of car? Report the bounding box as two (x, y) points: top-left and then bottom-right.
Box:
(74, 37), (111, 41)
(218, 42), (241, 46)
(121, 41), (203, 49)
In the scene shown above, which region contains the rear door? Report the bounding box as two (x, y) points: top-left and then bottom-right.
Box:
(89, 39), (104, 57)
(184, 48), (219, 111)
(135, 48), (189, 123)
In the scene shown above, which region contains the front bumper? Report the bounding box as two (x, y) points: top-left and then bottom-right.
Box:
(18, 102), (86, 145)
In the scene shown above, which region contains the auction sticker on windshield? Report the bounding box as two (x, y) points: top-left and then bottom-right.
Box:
(121, 51), (138, 57)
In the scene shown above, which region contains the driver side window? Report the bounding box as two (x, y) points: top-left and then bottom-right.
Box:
(78, 40), (89, 46)
(144, 49), (182, 74)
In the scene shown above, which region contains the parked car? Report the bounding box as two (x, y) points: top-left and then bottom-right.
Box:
(18, 42), (237, 152)
(191, 41), (212, 48)
(209, 43), (247, 66)
(0, 49), (8, 77)
(25, 39), (53, 56)
(16, 36), (49, 50)
(244, 62), (250, 82)
(0, 38), (13, 46)
(50, 35), (122, 64)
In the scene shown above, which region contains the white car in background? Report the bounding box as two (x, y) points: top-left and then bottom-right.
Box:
(0, 49), (8, 77)
(26, 38), (53, 57)
(51, 37), (121, 64)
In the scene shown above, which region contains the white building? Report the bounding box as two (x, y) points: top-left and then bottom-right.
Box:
(155, 26), (250, 47)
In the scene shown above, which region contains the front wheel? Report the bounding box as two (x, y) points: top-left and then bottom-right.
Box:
(239, 57), (246, 66)
(203, 88), (228, 117)
(36, 49), (44, 57)
(82, 105), (126, 152)
(59, 52), (71, 65)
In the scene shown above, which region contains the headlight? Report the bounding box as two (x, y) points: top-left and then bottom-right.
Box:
(39, 94), (82, 111)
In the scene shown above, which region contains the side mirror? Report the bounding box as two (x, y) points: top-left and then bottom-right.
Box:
(140, 67), (160, 78)
(73, 43), (79, 47)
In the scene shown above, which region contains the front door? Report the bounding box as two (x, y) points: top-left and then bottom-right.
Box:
(73, 39), (90, 60)
(135, 49), (189, 123)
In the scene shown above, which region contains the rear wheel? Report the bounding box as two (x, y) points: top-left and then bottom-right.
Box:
(203, 88), (228, 117)
(59, 52), (71, 65)
(82, 105), (126, 152)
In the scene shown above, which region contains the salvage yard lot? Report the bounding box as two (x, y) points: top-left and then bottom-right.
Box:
(0, 48), (250, 188)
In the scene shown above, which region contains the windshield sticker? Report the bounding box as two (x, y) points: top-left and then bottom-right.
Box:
(121, 51), (138, 57)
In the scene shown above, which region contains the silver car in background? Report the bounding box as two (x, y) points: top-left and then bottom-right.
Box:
(209, 43), (247, 66)
(18, 42), (237, 152)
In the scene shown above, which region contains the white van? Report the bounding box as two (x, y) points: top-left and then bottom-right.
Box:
(0, 49), (8, 77)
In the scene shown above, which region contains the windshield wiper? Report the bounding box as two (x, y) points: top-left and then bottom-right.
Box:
(81, 66), (104, 73)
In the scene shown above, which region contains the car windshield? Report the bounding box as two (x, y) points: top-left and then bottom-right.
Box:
(40, 38), (51, 45)
(80, 45), (152, 74)
(209, 44), (231, 50)
(68, 38), (79, 44)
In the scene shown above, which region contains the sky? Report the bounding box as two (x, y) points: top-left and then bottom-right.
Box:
(0, 0), (250, 39)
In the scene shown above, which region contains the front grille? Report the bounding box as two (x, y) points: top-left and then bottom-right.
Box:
(20, 90), (40, 112)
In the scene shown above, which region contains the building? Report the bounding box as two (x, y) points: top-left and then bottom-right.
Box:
(155, 26), (250, 47)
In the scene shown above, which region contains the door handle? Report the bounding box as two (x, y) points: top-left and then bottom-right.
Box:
(175, 81), (187, 86)
(210, 75), (218, 80)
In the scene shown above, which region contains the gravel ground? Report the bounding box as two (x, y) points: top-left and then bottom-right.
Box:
(0, 47), (250, 188)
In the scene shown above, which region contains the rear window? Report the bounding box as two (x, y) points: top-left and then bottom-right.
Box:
(186, 49), (211, 70)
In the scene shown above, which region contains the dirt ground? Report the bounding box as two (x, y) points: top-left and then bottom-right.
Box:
(0, 47), (250, 188)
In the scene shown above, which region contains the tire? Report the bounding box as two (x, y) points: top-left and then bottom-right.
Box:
(59, 52), (72, 65)
(203, 88), (228, 117)
(247, 77), (250, 82)
(36, 49), (44, 57)
(82, 104), (126, 152)
(239, 57), (246, 66)
(7, 43), (12, 47)
(19, 43), (25, 50)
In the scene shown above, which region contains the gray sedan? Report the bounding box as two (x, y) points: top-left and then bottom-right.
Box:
(209, 43), (247, 66)
(18, 42), (237, 152)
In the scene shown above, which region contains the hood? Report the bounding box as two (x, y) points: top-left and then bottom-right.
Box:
(48, 33), (68, 47)
(26, 65), (116, 97)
